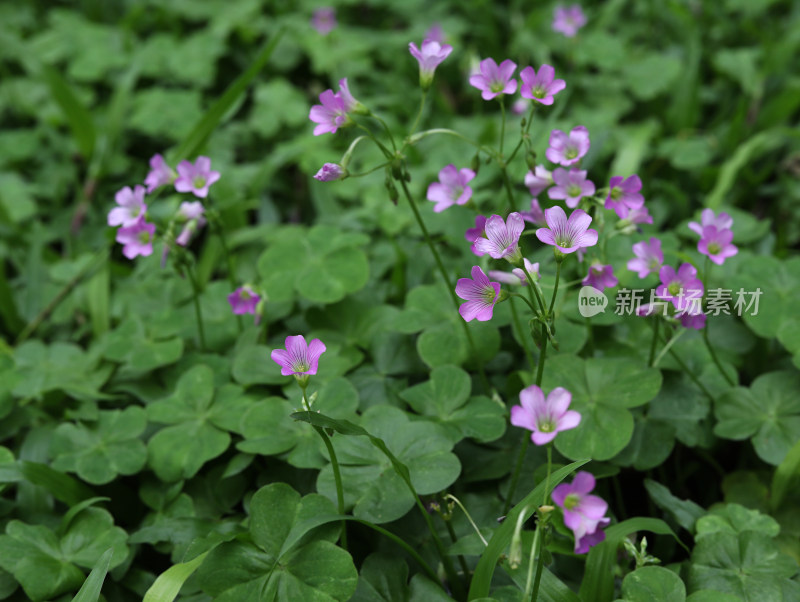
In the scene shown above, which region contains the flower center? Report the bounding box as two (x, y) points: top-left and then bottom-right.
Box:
(482, 286), (496, 304)
(556, 236), (572, 248)
(240, 289), (251, 301)
(131, 206), (141, 217)
(292, 360), (310, 373)
(610, 186), (622, 200)
(707, 243), (721, 255)
(649, 259), (660, 269)
(564, 147), (578, 160)
(193, 176), (206, 189)
(568, 184), (582, 198)
(564, 493), (580, 510)
(138, 231), (151, 244)
(490, 81), (505, 93)
(537, 419), (555, 433)
(668, 282), (681, 296)
(452, 186), (464, 201)
(533, 85), (545, 99)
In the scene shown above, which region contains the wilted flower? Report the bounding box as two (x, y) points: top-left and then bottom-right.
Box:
(228, 285), (261, 316)
(519, 64), (566, 105)
(520, 198), (547, 227)
(698, 225), (738, 265)
(472, 213), (524, 262)
(455, 266), (501, 322)
(311, 7), (336, 35)
(552, 5), (587, 38)
(427, 164), (476, 213)
(552, 471), (610, 554)
(546, 126), (590, 166)
(548, 168), (595, 208)
(174, 156), (220, 199)
(536, 206), (598, 254)
(271, 335), (327, 377)
(510, 385), (581, 445)
(469, 58), (518, 100)
(489, 258), (540, 286)
(605, 175), (644, 212)
(627, 238), (663, 278)
(409, 39), (453, 89)
(108, 185), (147, 228)
(144, 154), (174, 193)
(524, 166), (553, 197)
(582, 263), (618, 291)
(314, 163), (345, 182)
(116, 217), (155, 260)
(688, 208), (733, 236)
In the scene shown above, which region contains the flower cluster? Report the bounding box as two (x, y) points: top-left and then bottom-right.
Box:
(469, 59), (566, 107)
(108, 155), (218, 260)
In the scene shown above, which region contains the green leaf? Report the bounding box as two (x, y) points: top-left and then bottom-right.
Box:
(734, 255), (800, 339)
(695, 504), (779, 540)
(143, 550), (210, 602)
(18, 461), (96, 506)
(351, 553), (408, 602)
(41, 65), (95, 158)
(102, 318), (183, 374)
(771, 438), (800, 511)
(644, 479), (705, 534)
(540, 355), (662, 460)
(70, 548), (113, 602)
(621, 566), (686, 602)
(714, 371), (800, 465)
(197, 483), (357, 601)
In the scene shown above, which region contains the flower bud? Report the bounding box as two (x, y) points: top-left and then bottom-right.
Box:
(314, 163), (345, 182)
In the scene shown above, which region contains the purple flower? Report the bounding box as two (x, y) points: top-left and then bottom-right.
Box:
(468, 58), (518, 100)
(546, 126), (590, 166)
(409, 39), (453, 88)
(548, 168), (595, 208)
(309, 89), (350, 136)
(465, 215), (487, 243)
(519, 64), (566, 105)
(228, 285), (261, 316)
(175, 201), (206, 246)
(424, 23), (445, 44)
(311, 7), (336, 35)
(698, 225), (738, 265)
(524, 166), (553, 197)
(108, 185), (147, 227)
(455, 266), (501, 322)
(314, 163), (344, 182)
(627, 238), (663, 278)
(144, 154), (174, 193)
(679, 312), (706, 330)
(116, 217), (155, 260)
(174, 156), (220, 199)
(582, 263), (618, 291)
(271, 335), (327, 377)
(511, 98), (528, 115)
(520, 198), (547, 227)
(427, 164), (476, 213)
(688, 208), (733, 236)
(536, 206), (598, 254)
(511, 385), (581, 445)
(614, 204), (653, 225)
(552, 472), (610, 554)
(656, 264), (704, 314)
(489, 258), (540, 287)
(605, 175), (644, 212)
(336, 78), (366, 114)
(472, 213), (524, 261)
(552, 5), (587, 38)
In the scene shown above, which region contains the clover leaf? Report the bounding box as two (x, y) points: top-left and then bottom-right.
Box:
(197, 482), (357, 601)
(714, 371), (800, 465)
(102, 317), (183, 374)
(620, 566), (686, 602)
(316, 405), (461, 523)
(399, 365), (506, 444)
(51, 406), (147, 485)
(540, 355), (662, 461)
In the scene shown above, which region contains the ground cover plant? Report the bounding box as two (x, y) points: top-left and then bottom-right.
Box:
(0, 0), (799, 600)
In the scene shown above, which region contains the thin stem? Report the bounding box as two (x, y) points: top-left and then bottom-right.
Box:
(548, 262), (561, 316)
(542, 445), (552, 506)
(530, 533), (545, 602)
(398, 178), (490, 394)
(373, 114), (397, 151)
(499, 97), (507, 156)
(663, 332), (716, 402)
(703, 323), (736, 386)
(524, 525), (540, 600)
(409, 89), (427, 136)
(314, 427), (348, 551)
(509, 291), (537, 314)
(355, 518), (439, 585)
(443, 519), (470, 579)
(209, 210), (243, 333)
(405, 128), (497, 157)
(507, 103), (535, 164)
(412, 491), (465, 599)
(355, 123), (393, 159)
(652, 327), (685, 367)
(347, 161), (392, 178)
(501, 166), (517, 213)
(510, 297), (537, 374)
(444, 494), (488, 547)
(186, 265), (207, 350)
(648, 317), (660, 367)
(520, 265), (545, 315)
(529, 446), (552, 602)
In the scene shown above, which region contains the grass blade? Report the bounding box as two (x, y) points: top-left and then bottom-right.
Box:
(71, 548), (113, 602)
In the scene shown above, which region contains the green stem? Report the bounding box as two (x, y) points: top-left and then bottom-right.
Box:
(314, 426), (348, 551)
(499, 97), (507, 156)
(507, 103), (535, 164)
(356, 123), (393, 159)
(648, 317), (660, 367)
(444, 518), (470, 579)
(509, 291), (537, 314)
(510, 297), (537, 374)
(209, 210), (243, 333)
(354, 518), (439, 585)
(405, 128), (497, 157)
(501, 166), (517, 213)
(347, 161), (392, 178)
(373, 114), (397, 151)
(663, 332), (716, 402)
(702, 319), (736, 386)
(398, 178), (490, 394)
(520, 265), (545, 315)
(530, 446), (553, 601)
(409, 89), (427, 136)
(186, 265), (207, 350)
(548, 262), (561, 316)
(524, 524), (541, 600)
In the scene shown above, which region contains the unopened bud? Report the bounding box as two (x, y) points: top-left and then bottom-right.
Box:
(471, 153), (481, 174)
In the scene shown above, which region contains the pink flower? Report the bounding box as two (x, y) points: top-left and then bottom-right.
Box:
(679, 312), (706, 330)
(656, 264), (704, 314)
(698, 225), (738, 265)
(465, 215), (487, 242)
(546, 126), (590, 166)
(427, 164), (476, 213)
(116, 216), (155, 259)
(175, 201), (206, 246)
(524, 166), (553, 197)
(409, 39), (453, 88)
(614, 204), (653, 225)
(489, 258), (540, 286)
(605, 175), (644, 212)
(314, 163), (344, 182)
(688, 208), (733, 236)
(472, 213), (524, 261)
(511, 385), (581, 445)
(309, 89), (350, 136)
(552, 472), (610, 554)
(271, 335), (327, 377)
(108, 185), (147, 227)
(548, 168), (595, 208)
(174, 156), (220, 199)
(519, 64), (566, 105)
(582, 263), (617, 290)
(520, 198), (547, 227)
(455, 266), (501, 322)
(311, 7), (336, 35)
(336, 78), (365, 114)
(627, 238), (663, 278)
(144, 154), (174, 193)
(536, 206), (598, 254)
(424, 24), (445, 44)
(511, 98), (529, 115)
(228, 285), (261, 316)
(469, 58), (518, 100)
(552, 5), (587, 38)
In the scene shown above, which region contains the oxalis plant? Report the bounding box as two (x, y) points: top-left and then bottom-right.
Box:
(2, 3), (800, 602)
